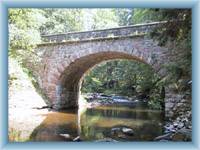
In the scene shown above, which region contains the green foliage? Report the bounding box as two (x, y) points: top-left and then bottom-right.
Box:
(93, 9), (118, 29)
(9, 9), (45, 60)
(151, 9), (192, 89)
(8, 8), (133, 61)
(81, 59), (165, 110)
(40, 9), (84, 34)
(133, 9), (159, 24)
(132, 9), (191, 108)
(114, 9), (134, 26)
(82, 60), (158, 94)
(148, 97), (163, 110)
(8, 8), (191, 111)
(9, 128), (23, 142)
(148, 85), (165, 110)
(150, 9), (191, 45)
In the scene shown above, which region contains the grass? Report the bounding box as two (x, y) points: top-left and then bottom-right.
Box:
(9, 128), (28, 142)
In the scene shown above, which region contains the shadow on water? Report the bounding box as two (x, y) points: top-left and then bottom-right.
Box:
(29, 109), (78, 141)
(29, 102), (164, 141)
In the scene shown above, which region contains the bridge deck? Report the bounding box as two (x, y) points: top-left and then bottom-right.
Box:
(41, 21), (166, 43)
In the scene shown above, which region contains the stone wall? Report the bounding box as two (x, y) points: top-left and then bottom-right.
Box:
(165, 85), (191, 119)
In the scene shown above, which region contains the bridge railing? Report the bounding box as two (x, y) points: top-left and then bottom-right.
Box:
(41, 21), (167, 43)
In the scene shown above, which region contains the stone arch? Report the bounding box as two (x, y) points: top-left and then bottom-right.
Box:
(49, 52), (162, 109)
(37, 36), (169, 110)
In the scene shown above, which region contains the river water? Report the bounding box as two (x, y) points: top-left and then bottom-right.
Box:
(29, 101), (164, 141)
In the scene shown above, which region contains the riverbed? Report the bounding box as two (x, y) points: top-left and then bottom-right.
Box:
(29, 102), (164, 141)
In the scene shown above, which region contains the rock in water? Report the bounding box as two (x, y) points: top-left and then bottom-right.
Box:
(73, 136), (81, 142)
(59, 134), (73, 141)
(154, 133), (172, 141)
(59, 134), (71, 139)
(172, 133), (186, 141)
(122, 127), (134, 136)
(177, 122), (184, 129)
(173, 122), (178, 128)
(95, 138), (118, 142)
(111, 127), (121, 135)
(172, 128), (192, 141)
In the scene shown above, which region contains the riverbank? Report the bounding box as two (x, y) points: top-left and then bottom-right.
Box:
(9, 59), (50, 141)
(156, 110), (192, 141)
(81, 93), (147, 108)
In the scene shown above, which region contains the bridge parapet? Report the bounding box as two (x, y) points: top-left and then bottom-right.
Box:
(41, 21), (166, 43)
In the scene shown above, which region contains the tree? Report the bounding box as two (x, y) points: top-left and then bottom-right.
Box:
(114, 9), (134, 26)
(39, 9), (84, 34)
(9, 9), (45, 60)
(81, 60), (160, 98)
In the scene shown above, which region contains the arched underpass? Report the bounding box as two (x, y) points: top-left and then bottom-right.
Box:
(33, 22), (183, 118)
(58, 52), (149, 109)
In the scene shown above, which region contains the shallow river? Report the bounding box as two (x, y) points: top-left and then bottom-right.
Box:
(29, 102), (164, 141)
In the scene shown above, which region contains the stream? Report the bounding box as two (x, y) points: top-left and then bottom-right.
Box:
(29, 95), (165, 141)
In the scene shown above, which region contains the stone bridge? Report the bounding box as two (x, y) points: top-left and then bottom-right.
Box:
(34, 21), (177, 118)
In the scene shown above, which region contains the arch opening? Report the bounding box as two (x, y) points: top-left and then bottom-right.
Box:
(55, 51), (163, 110)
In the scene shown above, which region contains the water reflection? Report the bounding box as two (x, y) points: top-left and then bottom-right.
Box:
(80, 105), (164, 141)
(29, 103), (164, 141)
(30, 109), (78, 141)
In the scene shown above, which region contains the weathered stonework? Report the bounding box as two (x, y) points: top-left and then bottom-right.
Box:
(33, 22), (190, 119)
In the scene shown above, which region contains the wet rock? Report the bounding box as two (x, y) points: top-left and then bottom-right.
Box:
(171, 128), (191, 141)
(122, 127), (134, 136)
(166, 103), (174, 108)
(110, 126), (134, 139)
(73, 136), (81, 142)
(133, 99), (139, 102)
(177, 122), (184, 129)
(111, 127), (121, 135)
(173, 122), (178, 128)
(164, 129), (176, 134)
(168, 124), (174, 129)
(187, 125), (192, 129)
(164, 124), (176, 134)
(59, 134), (71, 140)
(164, 124), (174, 130)
(182, 118), (188, 123)
(154, 133), (172, 141)
(95, 138), (118, 142)
(159, 139), (169, 142)
(117, 132), (128, 139)
(85, 93), (142, 108)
